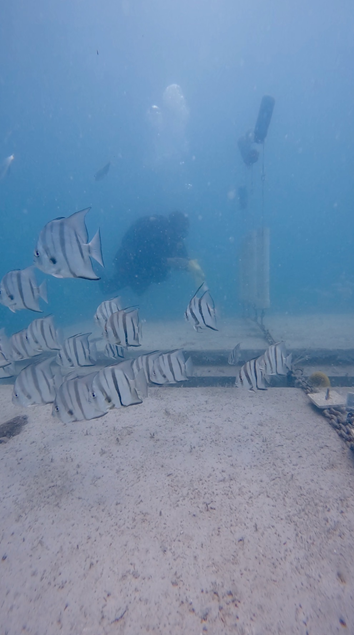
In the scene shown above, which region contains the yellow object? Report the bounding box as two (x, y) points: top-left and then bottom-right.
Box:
(188, 259), (205, 285)
(309, 371), (331, 388)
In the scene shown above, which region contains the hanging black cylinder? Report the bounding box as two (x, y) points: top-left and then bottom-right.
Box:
(254, 95), (275, 144)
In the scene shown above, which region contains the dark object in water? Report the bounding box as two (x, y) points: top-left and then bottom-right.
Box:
(237, 131), (259, 166)
(101, 211), (190, 295)
(238, 186), (248, 210)
(0, 414), (28, 441)
(94, 162), (110, 181)
(254, 95), (275, 144)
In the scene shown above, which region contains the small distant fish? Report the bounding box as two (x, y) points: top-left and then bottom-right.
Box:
(104, 307), (141, 347)
(56, 333), (97, 368)
(235, 358), (267, 391)
(94, 162), (110, 182)
(92, 363), (144, 411)
(259, 342), (292, 377)
(0, 154), (14, 180)
(9, 328), (42, 361)
(0, 329), (12, 367)
(27, 315), (61, 352)
(185, 283), (217, 332)
(94, 297), (122, 332)
(12, 358), (59, 407)
(104, 343), (125, 359)
(0, 363), (15, 379)
(228, 343), (241, 366)
(0, 266), (47, 313)
(150, 350), (193, 385)
(52, 373), (106, 423)
(33, 208), (104, 280)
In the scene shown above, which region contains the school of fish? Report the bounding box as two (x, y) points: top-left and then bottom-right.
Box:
(0, 205), (293, 424)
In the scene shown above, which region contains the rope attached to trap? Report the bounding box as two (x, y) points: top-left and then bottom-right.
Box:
(250, 309), (276, 346)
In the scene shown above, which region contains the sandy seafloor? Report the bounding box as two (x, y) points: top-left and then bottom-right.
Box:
(1, 379), (354, 635)
(1, 313), (354, 634)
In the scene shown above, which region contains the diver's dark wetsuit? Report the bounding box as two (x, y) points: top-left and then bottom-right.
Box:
(102, 211), (189, 295)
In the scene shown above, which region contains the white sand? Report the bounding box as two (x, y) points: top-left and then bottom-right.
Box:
(1, 384), (354, 634)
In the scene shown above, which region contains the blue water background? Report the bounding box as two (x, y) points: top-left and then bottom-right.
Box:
(0, 0), (353, 336)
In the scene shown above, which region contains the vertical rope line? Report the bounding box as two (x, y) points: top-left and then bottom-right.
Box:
(261, 142), (265, 227)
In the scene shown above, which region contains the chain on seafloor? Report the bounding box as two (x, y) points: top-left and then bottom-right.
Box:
(247, 309), (354, 452)
(248, 309), (276, 346)
(322, 409), (354, 452)
(290, 368), (354, 454)
(258, 321), (275, 346)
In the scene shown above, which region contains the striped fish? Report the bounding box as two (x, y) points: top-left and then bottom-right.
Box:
(94, 297), (122, 332)
(0, 363), (15, 379)
(104, 343), (125, 360)
(228, 343), (241, 366)
(33, 207), (104, 280)
(56, 333), (97, 367)
(235, 358), (267, 391)
(27, 315), (61, 352)
(0, 266), (47, 313)
(12, 358), (59, 407)
(92, 363), (144, 411)
(259, 342), (292, 377)
(150, 350), (193, 385)
(52, 373), (106, 423)
(104, 307), (141, 347)
(185, 283), (217, 332)
(0, 329), (12, 367)
(117, 360), (148, 398)
(9, 328), (42, 361)
(131, 351), (161, 385)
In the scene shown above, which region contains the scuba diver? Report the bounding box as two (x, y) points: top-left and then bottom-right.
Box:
(101, 210), (204, 296)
